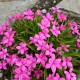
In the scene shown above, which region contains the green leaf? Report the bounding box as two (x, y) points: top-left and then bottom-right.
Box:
(44, 69), (47, 80)
(27, 44), (37, 52)
(57, 68), (65, 77)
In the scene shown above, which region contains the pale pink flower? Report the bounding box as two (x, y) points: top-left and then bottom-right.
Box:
(50, 25), (60, 37)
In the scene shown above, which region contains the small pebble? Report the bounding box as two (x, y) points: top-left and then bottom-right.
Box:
(41, 9), (47, 13)
(53, 0), (56, 3)
(0, 73), (3, 78)
(5, 79), (8, 80)
(45, 1), (48, 4)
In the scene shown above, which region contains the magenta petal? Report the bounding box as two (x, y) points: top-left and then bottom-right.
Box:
(67, 62), (73, 67)
(20, 49), (24, 54)
(51, 64), (56, 73)
(70, 73), (76, 77)
(16, 62), (22, 66)
(22, 66), (26, 71)
(45, 63), (51, 68)
(59, 78), (65, 80)
(16, 46), (21, 49)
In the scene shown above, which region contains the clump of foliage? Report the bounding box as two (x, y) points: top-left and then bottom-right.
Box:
(0, 7), (80, 80)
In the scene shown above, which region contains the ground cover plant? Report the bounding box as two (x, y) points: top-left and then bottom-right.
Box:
(0, 6), (80, 80)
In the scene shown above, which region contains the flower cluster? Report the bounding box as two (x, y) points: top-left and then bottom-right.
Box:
(0, 6), (80, 80)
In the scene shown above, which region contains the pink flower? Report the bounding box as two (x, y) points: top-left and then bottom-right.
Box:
(59, 24), (65, 31)
(6, 54), (18, 66)
(77, 37), (80, 42)
(68, 21), (77, 27)
(16, 54), (36, 71)
(36, 10), (42, 16)
(76, 42), (80, 48)
(42, 12), (53, 21)
(62, 57), (73, 69)
(0, 26), (5, 35)
(23, 9), (34, 21)
(44, 43), (55, 56)
(26, 54), (37, 70)
(1, 21), (9, 30)
(35, 41), (46, 51)
(71, 26), (79, 34)
(9, 12), (23, 21)
(0, 48), (9, 59)
(42, 28), (50, 38)
(0, 61), (7, 70)
(14, 67), (31, 80)
(46, 54), (62, 73)
(61, 45), (70, 52)
(76, 37), (80, 48)
(30, 33), (46, 45)
(52, 21), (58, 26)
(55, 73), (65, 80)
(56, 47), (62, 55)
(58, 12), (67, 22)
(1, 28), (15, 47)
(64, 68), (76, 80)
(34, 69), (43, 79)
(46, 74), (57, 80)
(50, 25), (60, 37)
(35, 53), (47, 67)
(38, 18), (50, 29)
(52, 6), (61, 13)
(16, 42), (28, 55)
(15, 58), (28, 71)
